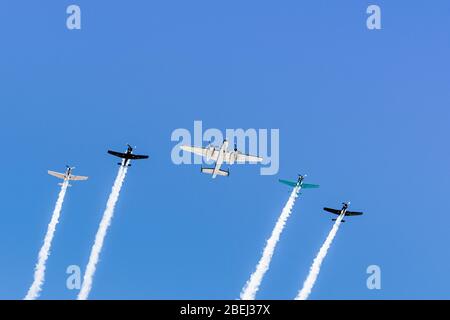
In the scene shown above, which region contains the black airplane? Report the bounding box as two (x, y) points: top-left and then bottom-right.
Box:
(323, 202), (363, 222)
(108, 144), (149, 167)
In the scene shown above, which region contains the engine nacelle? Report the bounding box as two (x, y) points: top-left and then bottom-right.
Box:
(206, 146), (215, 161)
(228, 151), (239, 165)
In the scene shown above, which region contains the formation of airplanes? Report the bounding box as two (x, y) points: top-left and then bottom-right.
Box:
(279, 175), (363, 221)
(48, 143), (364, 220)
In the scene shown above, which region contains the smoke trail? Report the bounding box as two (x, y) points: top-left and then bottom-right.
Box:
(25, 180), (70, 300)
(240, 186), (300, 300)
(295, 213), (345, 300)
(77, 166), (128, 300)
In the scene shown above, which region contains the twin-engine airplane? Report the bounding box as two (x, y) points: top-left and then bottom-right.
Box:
(323, 202), (363, 222)
(279, 174), (320, 189)
(108, 144), (149, 167)
(48, 166), (88, 186)
(181, 140), (263, 178)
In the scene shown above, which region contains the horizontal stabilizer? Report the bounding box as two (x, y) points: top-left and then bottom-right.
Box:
(201, 167), (214, 175)
(59, 182), (72, 187)
(201, 167), (229, 177)
(216, 169), (229, 177)
(332, 218), (345, 223)
(118, 162), (131, 167)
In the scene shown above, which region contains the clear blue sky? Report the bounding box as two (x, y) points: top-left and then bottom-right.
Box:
(0, 1), (449, 299)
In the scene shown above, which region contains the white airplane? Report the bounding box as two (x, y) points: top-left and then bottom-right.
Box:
(48, 166), (88, 186)
(180, 140), (263, 178)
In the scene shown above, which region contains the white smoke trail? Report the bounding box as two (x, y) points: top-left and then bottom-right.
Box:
(25, 180), (70, 300)
(240, 186), (300, 300)
(77, 166), (128, 300)
(295, 213), (345, 300)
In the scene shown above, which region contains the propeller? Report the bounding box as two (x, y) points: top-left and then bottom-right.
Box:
(126, 144), (136, 151)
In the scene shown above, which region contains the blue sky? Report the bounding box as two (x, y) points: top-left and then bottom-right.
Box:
(0, 1), (450, 299)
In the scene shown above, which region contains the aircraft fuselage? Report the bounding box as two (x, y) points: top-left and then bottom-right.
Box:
(63, 167), (73, 180)
(120, 149), (133, 167)
(212, 140), (229, 178)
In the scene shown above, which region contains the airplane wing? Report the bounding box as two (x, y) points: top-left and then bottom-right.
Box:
(128, 154), (149, 160)
(279, 179), (298, 187)
(231, 153), (263, 163)
(345, 211), (363, 216)
(69, 175), (89, 181)
(323, 207), (341, 215)
(48, 171), (67, 180)
(302, 183), (320, 189)
(181, 145), (219, 160)
(108, 150), (128, 158)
